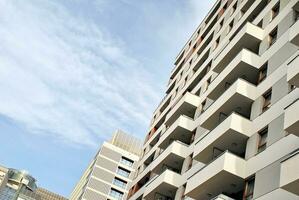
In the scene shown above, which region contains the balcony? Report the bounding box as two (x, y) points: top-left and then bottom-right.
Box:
(287, 52), (299, 88)
(213, 22), (264, 73)
(289, 13), (299, 47)
(151, 141), (189, 174)
(208, 49), (259, 100)
(284, 99), (299, 136)
(159, 115), (194, 149)
(280, 150), (299, 195)
(199, 79), (257, 130)
(143, 169), (183, 200)
(185, 152), (246, 200)
(165, 92), (200, 127)
(194, 113), (253, 164)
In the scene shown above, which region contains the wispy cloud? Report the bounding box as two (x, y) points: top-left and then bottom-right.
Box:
(0, 0), (215, 148)
(0, 0), (161, 147)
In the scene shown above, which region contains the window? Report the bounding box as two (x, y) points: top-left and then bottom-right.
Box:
(189, 58), (193, 66)
(271, 2), (280, 20)
(269, 27), (278, 46)
(109, 188), (124, 200)
(262, 89), (272, 112)
(113, 177), (127, 189)
(239, 10), (244, 20)
(289, 84), (296, 92)
(258, 62), (268, 84)
(228, 21), (234, 34)
(231, 3), (237, 15)
(294, 10), (299, 22)
(215, 37), (220, 49)
(187, 153), (193, 170)
(120, 157), (134, 167)
(223, 2), (228, 10)
(195, 87), (201, 96)
(188, 41), (192, 49)
(201, 100), (207, 114)
(183, 76), (188, 87)
(243, 177), (255, 200)
(117, 167), (130, 178)
(207, 76), (212, 88)
(219, 19), (224, 31)
(173, 87), (179, 98)
(257, 20), (263, 28)
(258, 126), (268, 153)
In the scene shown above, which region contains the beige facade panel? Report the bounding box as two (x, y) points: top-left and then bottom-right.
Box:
(287, 52), (299, 87)
(284, 98), (299, 136)
(280, 150), (299, 195)
(83, 189), (106, 200)
(289, 12), (299, 46)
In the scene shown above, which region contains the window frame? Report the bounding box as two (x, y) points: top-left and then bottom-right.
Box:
(262, 89), (272, 112)
(243, 176), (255, 200)
(258, 126), (268, 153)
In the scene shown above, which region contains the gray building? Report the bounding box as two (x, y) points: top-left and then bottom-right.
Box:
(70, 130), (142, 200)
(0, 167), (40, 200)
(0, 166), (67, 200)
(128, 0), (299, 200)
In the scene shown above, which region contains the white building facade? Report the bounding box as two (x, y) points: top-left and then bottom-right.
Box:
(128, 0), (299, 199)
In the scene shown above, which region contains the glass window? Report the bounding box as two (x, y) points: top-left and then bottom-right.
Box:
(201, 100), (207, 114)
(113, 177), (127, 189)
(258, 127), (268, 153)
(117, 167), (130, 178)
(271, 2), (280, 20)
(214, 37), (220, 50)
(120, 157), (134, 167)
(258, 62), (268, 84)
(269, 27), (278, 46)
(262, 89), (272, 112)
(244, 177), (255, 200)
(109, 188), (124, 200)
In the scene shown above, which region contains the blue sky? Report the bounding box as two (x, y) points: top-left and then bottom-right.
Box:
(0, 0), (215, 197)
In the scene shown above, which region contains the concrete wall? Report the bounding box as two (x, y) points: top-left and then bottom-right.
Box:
(253, 160), (281, 199)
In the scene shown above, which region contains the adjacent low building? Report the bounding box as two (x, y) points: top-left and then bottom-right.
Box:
(0, 166), (67, 200)
(70, 130), (142, 200)
(0, 167), (40, 200)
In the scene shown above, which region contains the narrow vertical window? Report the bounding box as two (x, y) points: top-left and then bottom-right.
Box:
(269, 27), (278, 46)
(271, 2), (280, 20)
(243, 176), (255, 200)
(258, 126), (268, 153)
(262, 89), (272, 112)
(258, 62), (268, 84)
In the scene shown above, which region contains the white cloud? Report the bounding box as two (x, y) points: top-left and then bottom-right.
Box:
(0, 0), (216, 148)
(0, 0), (161, 147)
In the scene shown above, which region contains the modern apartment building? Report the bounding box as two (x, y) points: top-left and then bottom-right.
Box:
(70, 130), (142, 200)
(128, 0), (299, 199)
(36, 188), (67, 200)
